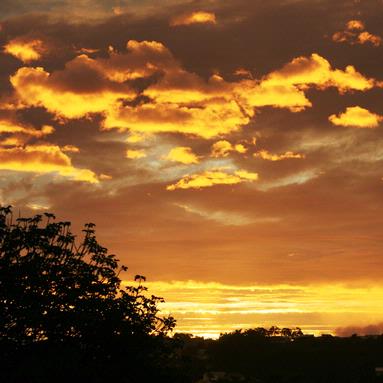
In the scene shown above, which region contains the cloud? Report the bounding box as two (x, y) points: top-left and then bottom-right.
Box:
(174, 203), (256, 226)
(347, 20), (365, 30)
(211, 140), (247, 158)
(0, 144), (98, 182)
(166, 169), (258, 190)
(164, 146), (200, 164)
(254, 150), (305, 161)
(61, 145), (80, 153)
(329, 106), (383, 128)
(8, 40), (378, 141)
(103, 98), (250, 139)
(332, 20), (381, 47)
(126, 149), (146, 159)
(232, 53), (375, 115)
(3, 38), (45, 63)
(10, 63), (135, 119)
(0, 119), (54, 138)
(336, 323), (383, 337)
(9, 40), (249, 138)
(170, 11), (216, 27)
(357, 31), (382, 47)
(258, 53), (374, 93)
(234, 79), (312, 112)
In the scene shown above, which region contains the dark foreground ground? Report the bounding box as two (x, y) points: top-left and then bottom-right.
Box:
(177, 330), (383, 383)
(3, 329), (383, 383)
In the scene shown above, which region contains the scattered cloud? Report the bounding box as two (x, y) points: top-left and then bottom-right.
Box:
(167, 169), (258, 190)
(8, 42), (378, 141)
(0, 144), (98, 182)
(332, 20), (382, 47)
(329, 106), (383, 128)
(211, 140), (247, 158)
(258, 53), (375, 93)
(3, 38), (45, 63)
(61, 145), (80, 153)
(254, 150), (305, 161)
(347, 20), (365, 30)
(0, 2), (382, 337)
(126, 149), (147, 159)
(357, 31), (382, 47)
(175, 203), (256, 226)
(10, 64), (135, 120)
(164, 146), (200, 164)
(0, 119), (54, 138)
(170, 11), (216, 27)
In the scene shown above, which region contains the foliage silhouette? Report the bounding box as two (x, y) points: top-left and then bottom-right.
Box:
(0, 206), (179, 382)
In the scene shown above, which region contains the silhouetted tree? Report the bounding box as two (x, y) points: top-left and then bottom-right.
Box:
(0, 206), (178, 382)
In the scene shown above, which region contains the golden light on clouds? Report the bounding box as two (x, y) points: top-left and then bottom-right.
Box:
(10, 65), (135, 119)
(166, 169), (258, 191)
(3, 38), (44, 63)
(0, 120), (54, 138)
(358, 31), (382, 46)
(347, 20), (365, 30)
(332, 19), (382, 46)
(329, 106), (383, 128)
(126, 149), (146, 159)
(254, 150), (305, 161)
(8, 42), (379, 140)
(170, 11), (216, 27)
(261, 53), (374, 92)
(211, 140), (248, 158)
(103, 99), (250, 138)
(164, 146), (200, 164)
(2, 0), (383, 339)
(0, 144), (98, 182)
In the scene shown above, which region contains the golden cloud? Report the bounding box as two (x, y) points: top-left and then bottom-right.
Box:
(97, 40), (178, 83)
(170, 11), (216, 27)
(3, 38), (44, 63)
(234, 80), (312, 112)
(358, 31), (382, 47)
(164, 146), (200, 164)
(10, 64), (135, 119)
(8, 40), (379, 139)
(61, 145), (80, 153)
(0, 144), (98, 182)
(126, 149), (146, 159)
(254, 150), (305, 161)
(259, 53), (374, 93)
(329, 106), (383, 128)
(347, 20), (365, 30)
(103, 99), (250, 139)
(166, 169), (258, 190)
(211, 140), (247, 158)
(0, 120), (54, 138)
(332, 20), (381, 47)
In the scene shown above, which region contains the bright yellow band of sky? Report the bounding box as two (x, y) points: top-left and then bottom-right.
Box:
(126, 280), (383, 338)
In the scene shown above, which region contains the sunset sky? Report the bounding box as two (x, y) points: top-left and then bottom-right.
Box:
(1, 0), (383, 338)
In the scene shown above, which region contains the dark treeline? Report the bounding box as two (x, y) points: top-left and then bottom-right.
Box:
(1, 207), (383, 383)
(175, 329), (383, 383)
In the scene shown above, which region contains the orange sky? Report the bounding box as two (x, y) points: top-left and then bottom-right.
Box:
(1, 0), (383, 337)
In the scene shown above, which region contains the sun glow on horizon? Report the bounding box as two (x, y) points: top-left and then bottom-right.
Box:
(121, 280), (383, 338)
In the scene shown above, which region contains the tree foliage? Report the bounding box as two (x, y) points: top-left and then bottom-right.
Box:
(0, 206), (178, 382)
